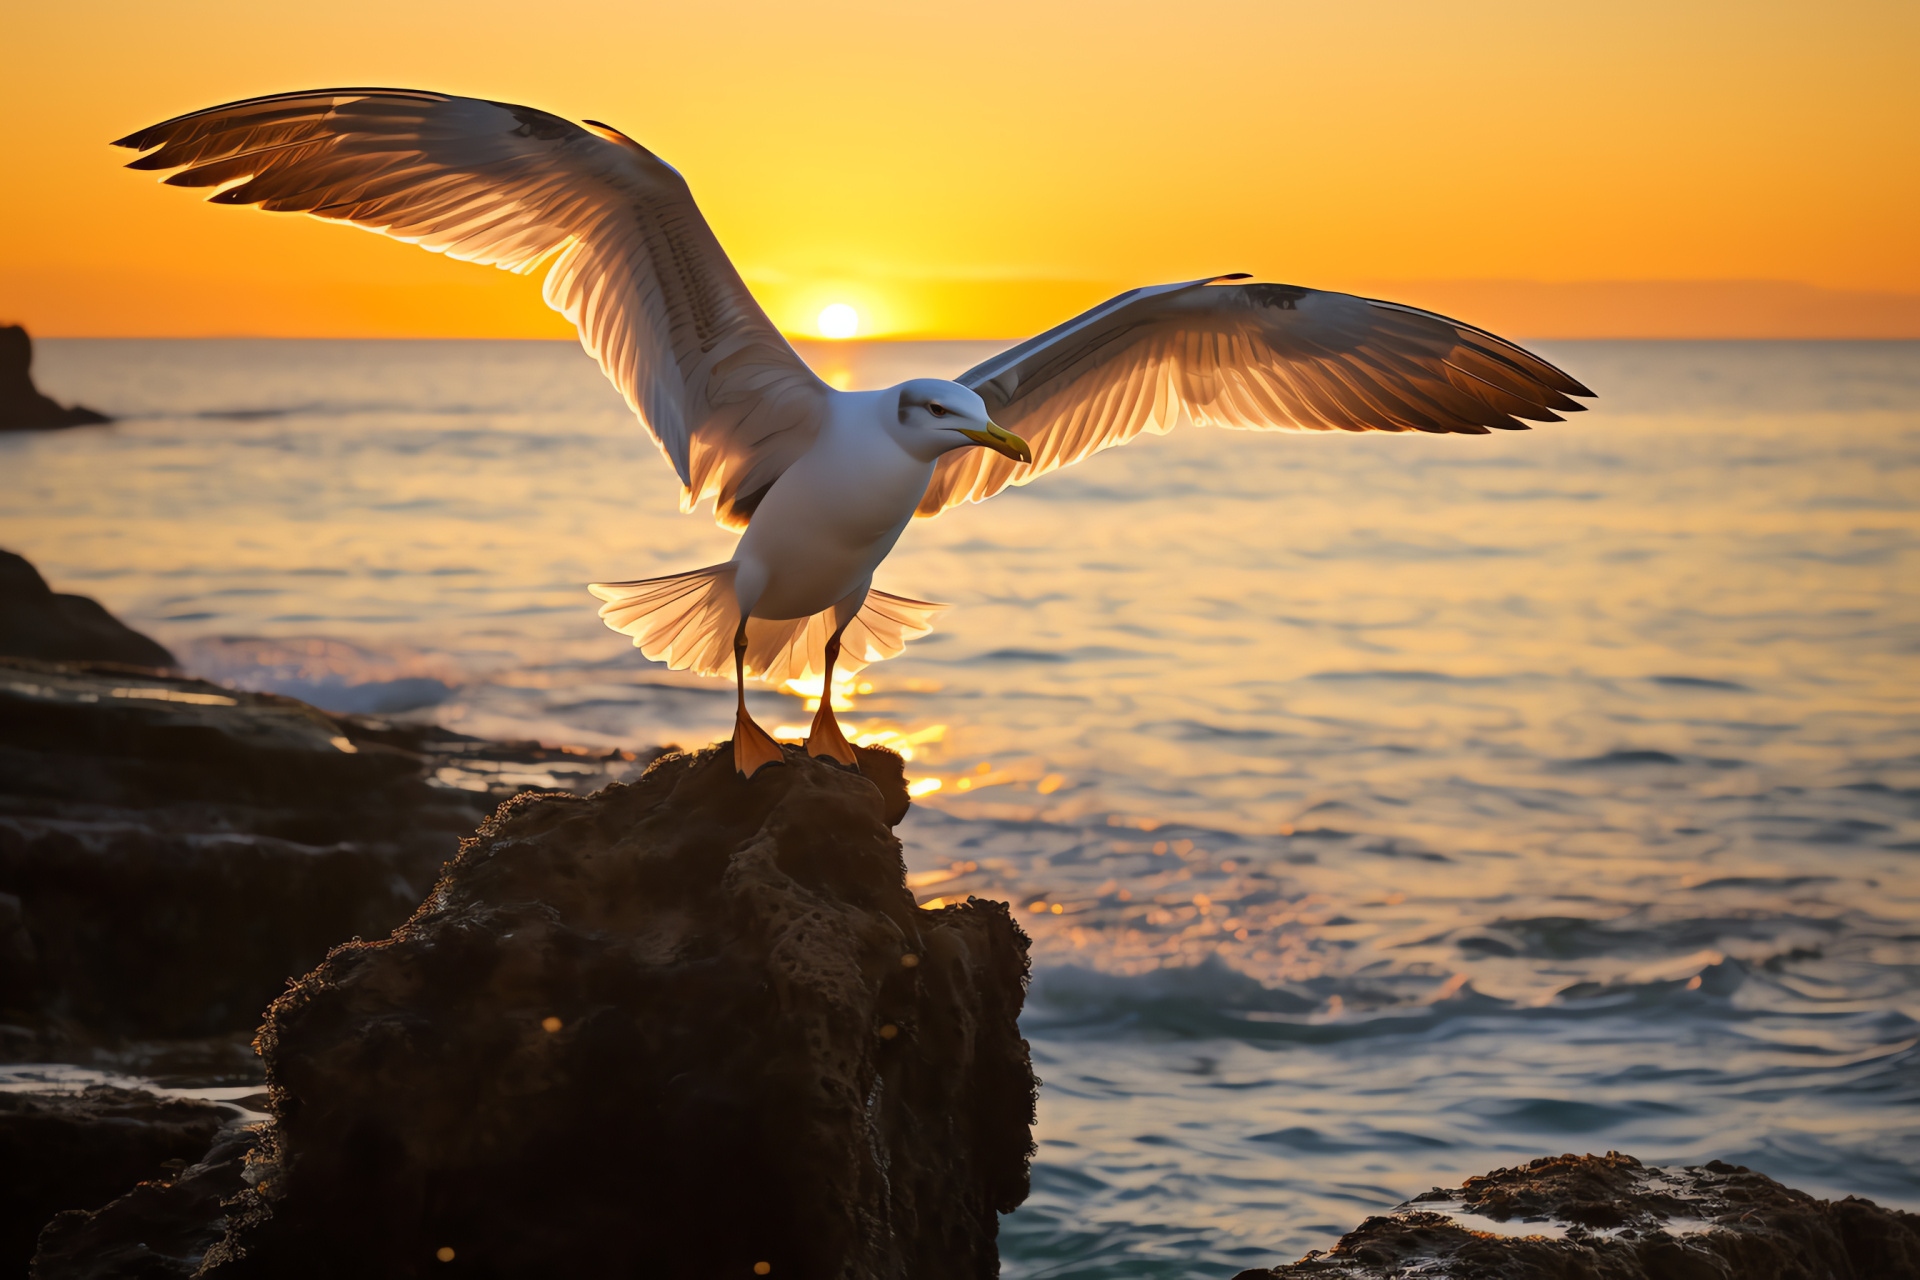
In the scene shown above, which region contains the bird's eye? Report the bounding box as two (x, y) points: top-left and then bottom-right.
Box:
(928, 403), (948, 418)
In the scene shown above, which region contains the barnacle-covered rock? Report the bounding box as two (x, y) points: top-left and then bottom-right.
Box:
(1233, 1151), (1920, 1279)
(205, 744), (1035, 1280)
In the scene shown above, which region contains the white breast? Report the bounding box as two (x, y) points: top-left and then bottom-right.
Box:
(729, 392), (934, 621)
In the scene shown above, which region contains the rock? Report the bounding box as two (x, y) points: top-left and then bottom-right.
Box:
(199, 744), (1035, 1279)
(0, 551), (175, 668)
(32, 1124), (261, 1280)
(1233, 1151), (1920, 1279)
(0, 655), (648, 1053)
(0, 327), (110, 430)
(0, 549), (657, 1056)
(0, 1086), (232, 1275)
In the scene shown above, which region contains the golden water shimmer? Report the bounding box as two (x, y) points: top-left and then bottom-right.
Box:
(6, 337), (1917, 1272)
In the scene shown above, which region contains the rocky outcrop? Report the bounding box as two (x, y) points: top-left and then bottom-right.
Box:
(1234, 1151), (1920, 1279)
(32, 1124), (261, 1280)
(0, 327), (109, 430)
(0, 655), (646, 1056)
(190, 744), (1034, 1280)
(0, 1086), (235, 1275)
(1, 548), (655, 1058)
(0, 552), (174, 668)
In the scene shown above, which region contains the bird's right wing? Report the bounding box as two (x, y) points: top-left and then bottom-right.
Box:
(916, 277), (1594, 517)
(115, 88), (826, 530)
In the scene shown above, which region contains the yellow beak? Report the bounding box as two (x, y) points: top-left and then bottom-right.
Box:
(958, 420), (1033, 464)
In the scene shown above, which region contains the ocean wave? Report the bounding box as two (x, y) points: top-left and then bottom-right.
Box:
(1023, 948), (1910, 1046)
(178, 635), (462, 714)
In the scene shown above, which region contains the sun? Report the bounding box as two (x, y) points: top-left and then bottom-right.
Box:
(816, 303), (860, 340)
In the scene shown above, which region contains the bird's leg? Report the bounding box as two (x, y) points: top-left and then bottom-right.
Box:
(806, 628), (860, 767)
(732, 621), (785, 778)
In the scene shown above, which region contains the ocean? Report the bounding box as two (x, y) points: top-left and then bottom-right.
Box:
(6, 336), (1918, 1276)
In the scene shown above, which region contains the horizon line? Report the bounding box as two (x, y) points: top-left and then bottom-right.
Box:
(9, 277), (1920, 343)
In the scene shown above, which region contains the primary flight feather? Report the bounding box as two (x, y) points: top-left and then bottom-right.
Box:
(116, 87), (1594, 777)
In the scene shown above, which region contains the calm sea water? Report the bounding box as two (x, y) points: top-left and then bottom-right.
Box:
(8, 337), (1919, 1275)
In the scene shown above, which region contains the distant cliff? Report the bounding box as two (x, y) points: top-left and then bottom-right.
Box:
(0, 326), (109, 430)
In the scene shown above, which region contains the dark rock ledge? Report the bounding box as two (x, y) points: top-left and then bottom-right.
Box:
(34, 1120), (262, 1280)
(0, 551), (172, 669)
(1234, 1151), (1920, 1279)
(0, 654), (650, 1063)
(0, 1086), (238, 1276)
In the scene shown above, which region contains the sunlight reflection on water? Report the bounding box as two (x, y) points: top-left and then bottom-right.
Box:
(10, 337), (1920, 1276)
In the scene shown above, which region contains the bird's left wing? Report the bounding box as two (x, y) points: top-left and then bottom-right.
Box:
(115, 88), (826, 530)
(916, 277), (1594, 517)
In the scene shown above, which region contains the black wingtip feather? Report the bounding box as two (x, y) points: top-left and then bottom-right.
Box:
(1362, 296), (1598, 402)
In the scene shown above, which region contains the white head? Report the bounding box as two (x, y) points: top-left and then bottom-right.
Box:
(888, 379), (1033, 465)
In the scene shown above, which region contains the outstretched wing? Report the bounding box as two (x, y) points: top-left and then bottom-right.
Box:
(115, 88), (827, 530)
(917, 276), (1594, 517)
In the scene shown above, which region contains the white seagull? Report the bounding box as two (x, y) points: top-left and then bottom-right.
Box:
(117, 88), (1594, 777)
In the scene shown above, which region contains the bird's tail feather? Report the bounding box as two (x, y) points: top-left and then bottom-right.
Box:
(587, 566), (946, 686)
(748, 587), (947, 687)
(589, 563), (742, 678)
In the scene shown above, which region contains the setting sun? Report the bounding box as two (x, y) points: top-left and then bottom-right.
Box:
(816, 304), (859, 339)
(0, 1), (1912, 339)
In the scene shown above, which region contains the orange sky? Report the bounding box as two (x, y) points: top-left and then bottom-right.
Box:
(4, 0), (1916, 339)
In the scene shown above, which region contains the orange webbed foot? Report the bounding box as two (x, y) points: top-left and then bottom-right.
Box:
(806, 701), (859, 767)
(733, 707), (786, 777)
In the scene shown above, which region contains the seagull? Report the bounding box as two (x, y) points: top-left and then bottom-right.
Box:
(116, 88), (1594, 778)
